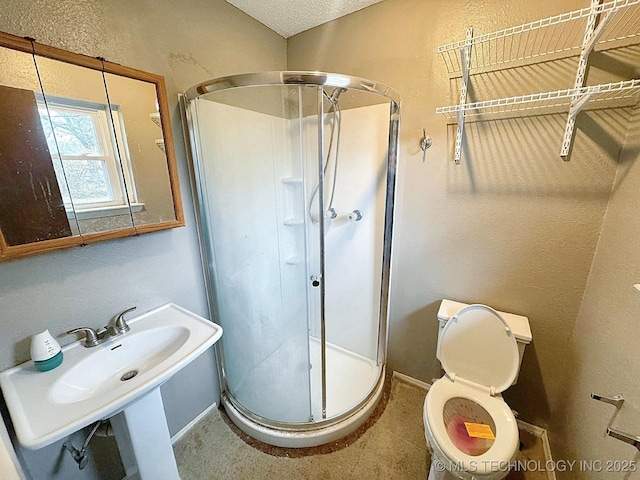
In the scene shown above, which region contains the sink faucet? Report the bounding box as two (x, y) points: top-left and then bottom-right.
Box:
(66, 307), (137, 348)
(107, 307), (135, 337)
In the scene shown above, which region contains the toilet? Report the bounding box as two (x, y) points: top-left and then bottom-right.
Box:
(423, 299), (532, 480)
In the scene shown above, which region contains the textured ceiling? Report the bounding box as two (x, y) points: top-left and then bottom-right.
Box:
(226, 0), (384, 38)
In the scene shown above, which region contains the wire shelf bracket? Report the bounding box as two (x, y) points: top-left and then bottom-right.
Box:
(561, 0), (631, 159)
(436, 0), (640, 164)
(560, 0), (600, 160)
(454, 27), (473, 164)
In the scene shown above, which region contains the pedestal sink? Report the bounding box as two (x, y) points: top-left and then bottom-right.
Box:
(0, 303), (222, 479)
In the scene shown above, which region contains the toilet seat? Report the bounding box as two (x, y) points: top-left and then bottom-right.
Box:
(425, 379), (518, 475)
(438, 304), (519, 394)
(424, 304), (521, 476)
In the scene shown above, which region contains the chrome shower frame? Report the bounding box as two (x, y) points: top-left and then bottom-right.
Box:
(180, 71), (400, 446)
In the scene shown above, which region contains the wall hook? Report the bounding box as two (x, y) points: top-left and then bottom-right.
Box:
(419, 129), (432, 162)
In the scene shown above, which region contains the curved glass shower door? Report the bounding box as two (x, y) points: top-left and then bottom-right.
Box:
(182, 72), (400, 444)
(312, 88), (392, 420)
(189, 85), (318, 422)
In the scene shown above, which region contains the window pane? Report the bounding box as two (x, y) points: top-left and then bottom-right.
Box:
(39, 107), (101, 156)
(53, 158), (113, 204)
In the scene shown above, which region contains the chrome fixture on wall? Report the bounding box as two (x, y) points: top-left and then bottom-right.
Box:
(606, 428), (640, 451)
(591, 391), (640, 451)
(347, 210), (363, 222)
(308, 86), (344, 223)
(419, 128), (432, 162)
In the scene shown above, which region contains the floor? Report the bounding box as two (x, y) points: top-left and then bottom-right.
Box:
(173, 376), (549, 480)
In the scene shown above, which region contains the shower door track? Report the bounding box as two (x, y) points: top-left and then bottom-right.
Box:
(316, 86), (328, 420)
(221, 364), (386, 432)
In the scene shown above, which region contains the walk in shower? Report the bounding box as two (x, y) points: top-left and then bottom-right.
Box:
(181, 72), (400, 447)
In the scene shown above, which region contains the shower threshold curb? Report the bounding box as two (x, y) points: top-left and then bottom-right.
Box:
(222, 366), (387, 449)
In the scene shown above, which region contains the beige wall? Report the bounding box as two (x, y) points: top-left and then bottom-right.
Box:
(287, 0), (631, 444)
(0, 1), (285, 479)
(556, 106), (640, 478)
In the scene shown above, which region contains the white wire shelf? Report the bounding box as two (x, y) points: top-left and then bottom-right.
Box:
(436, 79), (640, 119)
(438, 0), (640, 75)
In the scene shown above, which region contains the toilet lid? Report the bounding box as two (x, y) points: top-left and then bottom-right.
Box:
(438, 304), (519, 393)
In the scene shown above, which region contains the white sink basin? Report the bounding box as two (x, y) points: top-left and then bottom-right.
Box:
(50, 325), (190, 405)
(0, 303), (222, 450)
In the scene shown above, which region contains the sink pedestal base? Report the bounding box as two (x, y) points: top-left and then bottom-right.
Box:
(111, 388), (179, 480)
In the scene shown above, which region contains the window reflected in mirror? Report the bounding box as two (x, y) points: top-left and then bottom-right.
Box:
(35, 55), (135, 236)
(38, 97), (132, 211)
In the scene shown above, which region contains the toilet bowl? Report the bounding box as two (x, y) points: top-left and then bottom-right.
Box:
(423, 301), (532, 480)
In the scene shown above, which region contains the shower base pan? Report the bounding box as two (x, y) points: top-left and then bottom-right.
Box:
(222, 339), (385, 448)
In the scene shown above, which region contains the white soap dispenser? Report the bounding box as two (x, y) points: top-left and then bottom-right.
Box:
(30, 330), (63, 372)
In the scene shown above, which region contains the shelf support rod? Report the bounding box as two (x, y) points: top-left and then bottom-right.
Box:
(454, 27), (473, 165)
(560, 0), (602, 160)
(583, 5), (615, 56)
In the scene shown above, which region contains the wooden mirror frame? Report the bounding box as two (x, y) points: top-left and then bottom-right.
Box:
(0, 31), (184, 260)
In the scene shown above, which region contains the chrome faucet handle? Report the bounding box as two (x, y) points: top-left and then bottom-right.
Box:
(114, 306), (136, 334)
(66, 327), (106, 348)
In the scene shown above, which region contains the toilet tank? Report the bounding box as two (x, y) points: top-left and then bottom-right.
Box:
(437, 299), (532, 385)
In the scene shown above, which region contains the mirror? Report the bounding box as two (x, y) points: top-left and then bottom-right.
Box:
(103, 72), (177, 229)
(0, 45), (73, 248)
(0, 32), (183, 260)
